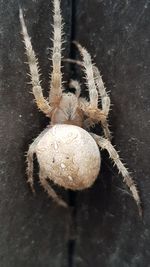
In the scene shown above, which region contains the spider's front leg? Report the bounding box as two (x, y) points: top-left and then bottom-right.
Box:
(74, 42), (99, 108)
(49, 0), (63, 105)
(19, 9), (52, 116)
(73, 42), (111, 140)
(69, 79), (81, 98)
(91, 133), (142, 217)
(93, 66), (111, 140)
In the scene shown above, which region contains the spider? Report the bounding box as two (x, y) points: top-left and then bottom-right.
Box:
(19, 0), (142, 216)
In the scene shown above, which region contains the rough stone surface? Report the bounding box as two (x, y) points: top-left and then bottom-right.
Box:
(0, 0), (150, 266)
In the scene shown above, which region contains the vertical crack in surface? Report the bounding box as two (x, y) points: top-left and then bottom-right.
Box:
(67, 1), (78, 267)
(67, 192), (77, 267)
(69, 0), (77, 79)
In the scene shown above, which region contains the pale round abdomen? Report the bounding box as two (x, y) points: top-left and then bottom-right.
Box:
(36, 124), (101, 190)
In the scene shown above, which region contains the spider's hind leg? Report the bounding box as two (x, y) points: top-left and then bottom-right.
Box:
(26, 144), (36, 194)
(39, 170), (68, 208)
(91, 133), (142, 217)
(26, 128), (50, 194)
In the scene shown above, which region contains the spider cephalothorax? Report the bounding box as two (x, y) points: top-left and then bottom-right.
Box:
(20, 0), (142, 216)
(50, 92), (84, 127)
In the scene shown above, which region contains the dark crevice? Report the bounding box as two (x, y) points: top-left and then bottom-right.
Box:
(67, 1), (78, 267)
(67, 191), (77, 267)
(69, 0), (78, 80)
(68, 239), (76, 267)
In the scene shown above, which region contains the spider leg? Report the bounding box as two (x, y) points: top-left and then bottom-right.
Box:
(91, 133), (142, 217)
(64, 47), (111, 140)
(26, 128), (50, 194)
(63, 58), (97, 129)
(100, 120), (112, 140)
(69, 79), (81, 97)
(73, 41), (98, 108)
(92, 66), (110, 116)
(49, 0), (63, 105)
(78, 97), (95, 130)
(39, 169), (68, 208)
(26, 144), (35, 194)
(93, 66), (111, 140)
(19, 9), (52, 116)
(63, 59), (111, 116)
(62, 58), (83, 67)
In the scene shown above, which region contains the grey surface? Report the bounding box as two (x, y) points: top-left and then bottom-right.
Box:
(0, 0), (72, 266)
(73, 0), (150, 266)
(0, 0), (150, 266)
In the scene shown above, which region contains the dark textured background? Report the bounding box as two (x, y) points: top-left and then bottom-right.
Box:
(0, 0), (150, 266)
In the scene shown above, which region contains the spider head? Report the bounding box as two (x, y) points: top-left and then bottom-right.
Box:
(60, 92), (78, 117)
(51, 92), (83, 127)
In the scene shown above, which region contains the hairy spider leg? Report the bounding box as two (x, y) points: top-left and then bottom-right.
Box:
(69, 79), (81, 97)
(93, 66), (111, 140)
(67, 42), (111, 139)
(26, 128), (50, 192)
(91, 133), (142, 217)
(39, 169), (68, 208)
(49, 0), (63, 105)
(19, 9), (52, 116)
(26, 128), (67, 206)
(73, 41), (98, 108)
